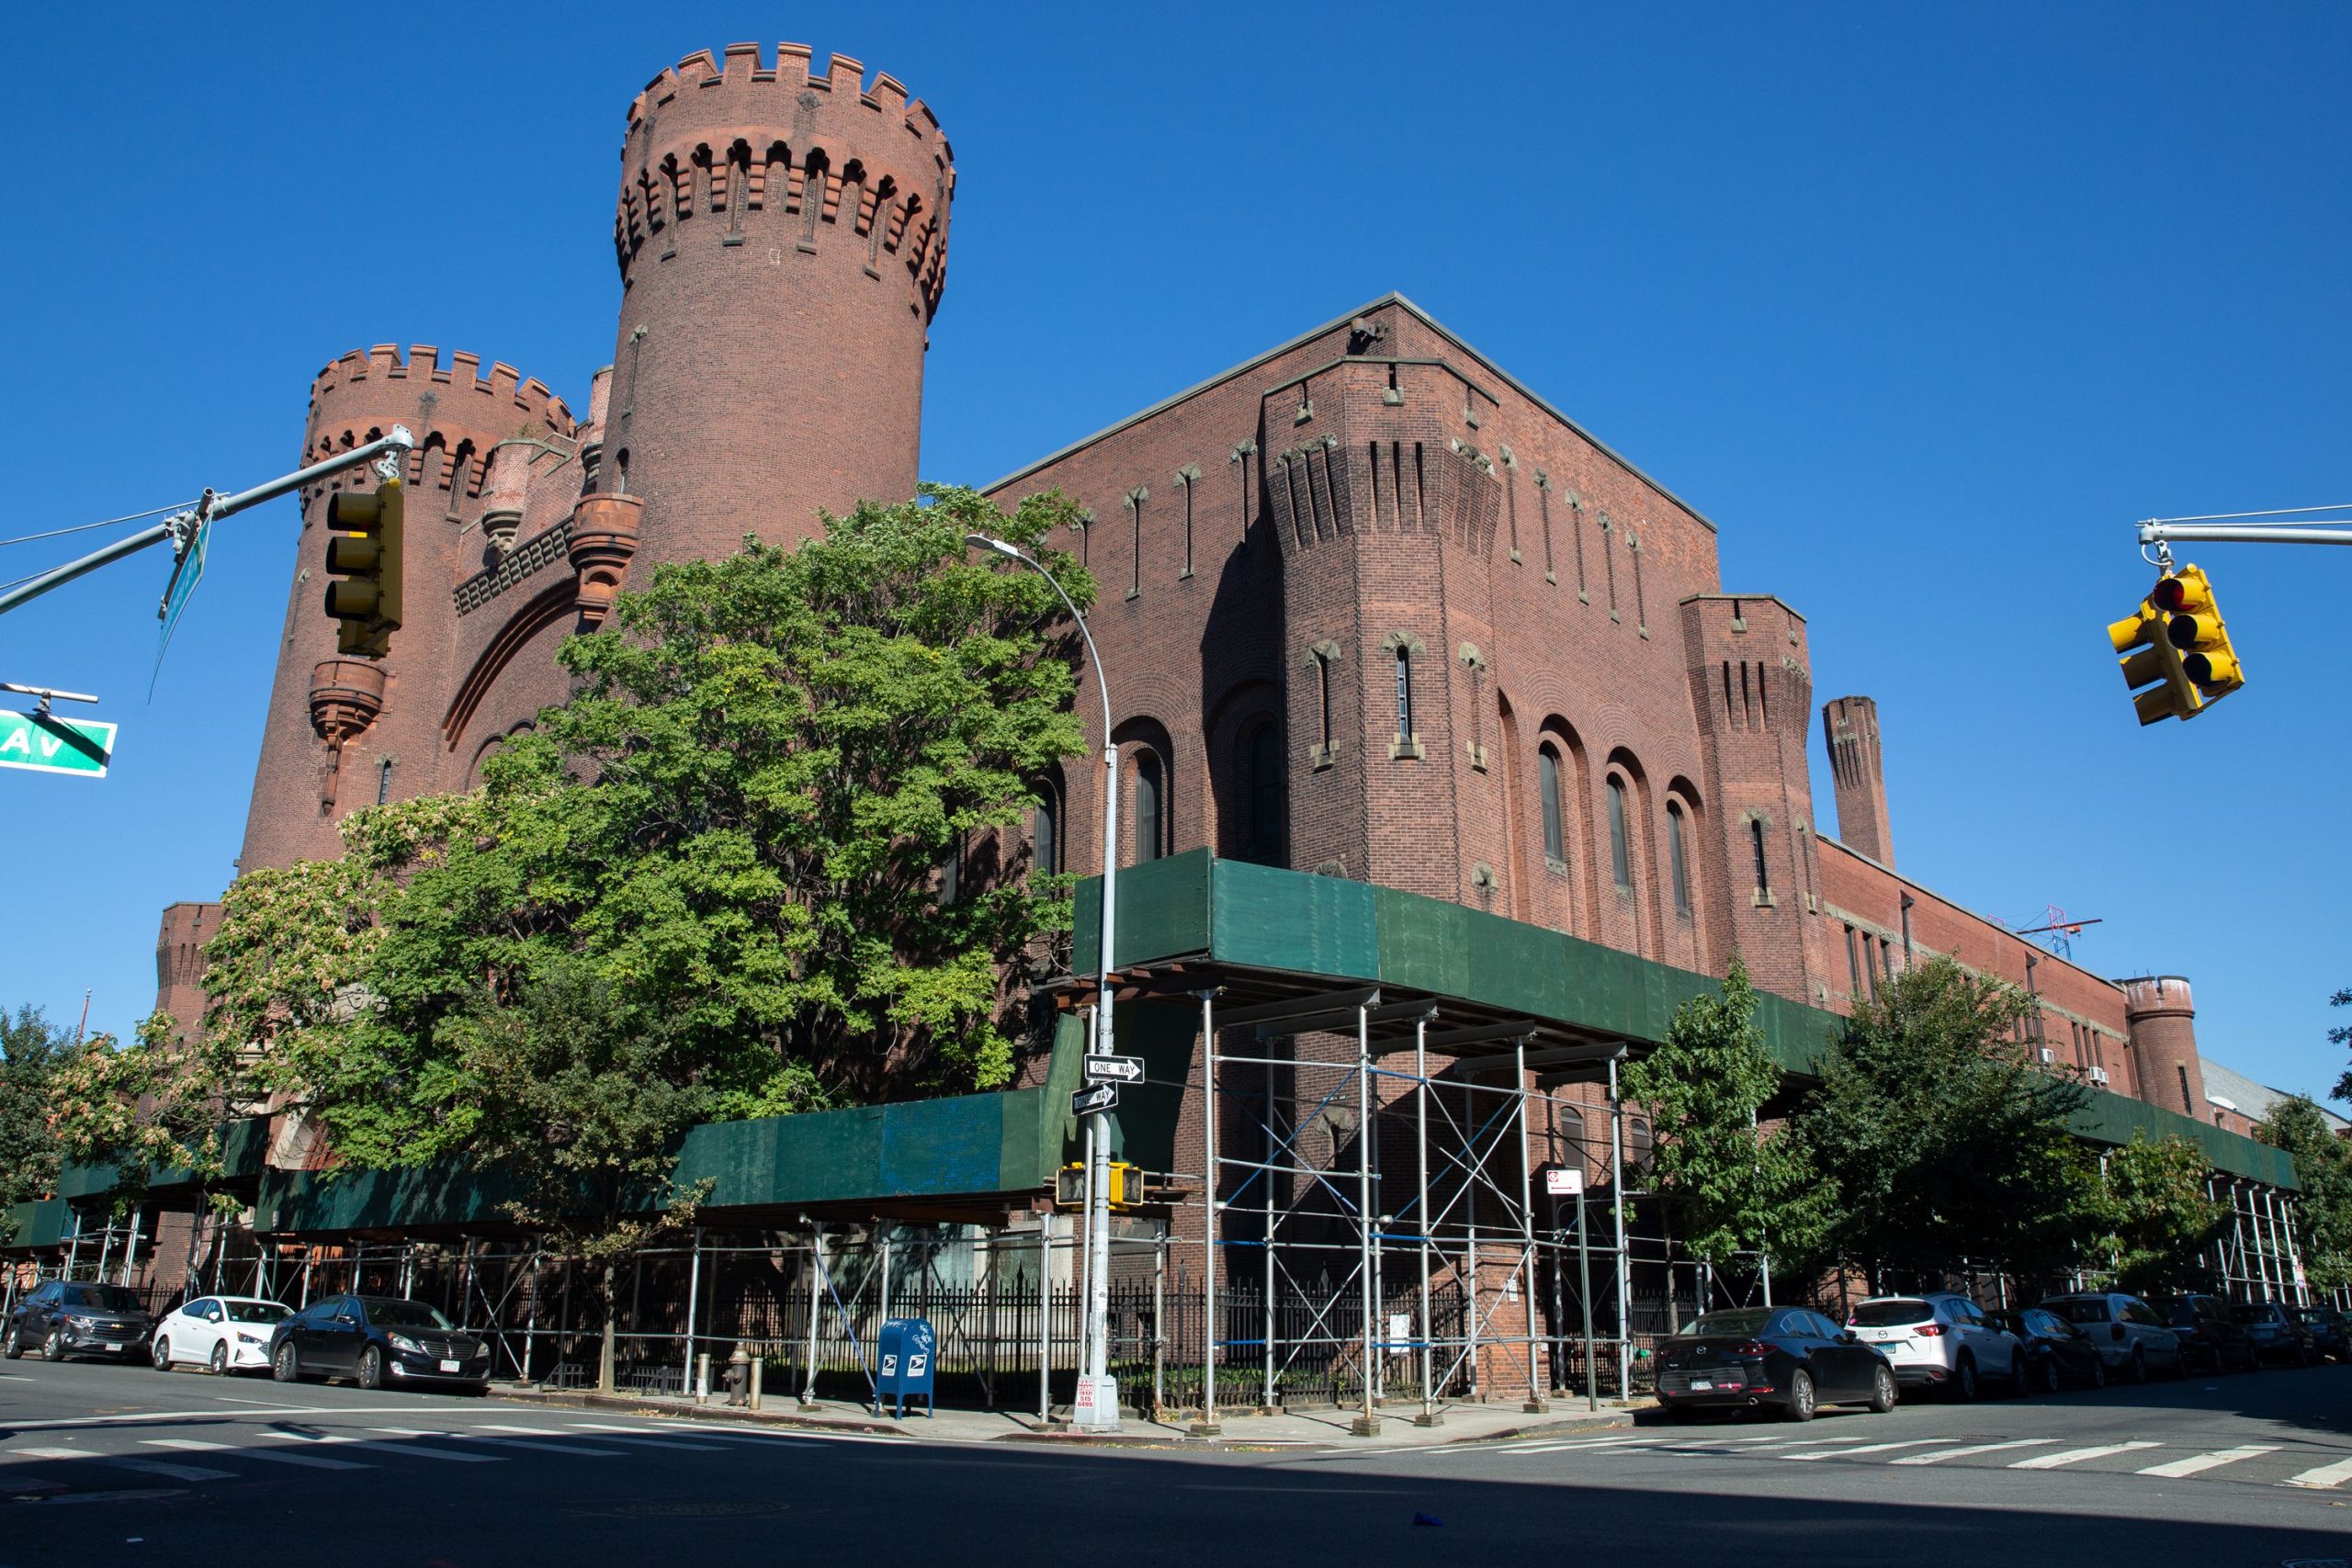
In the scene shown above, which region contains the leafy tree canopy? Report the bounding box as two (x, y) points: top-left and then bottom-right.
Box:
(1, 1005), (72, 1207)
(2257, 1093), (2352, 1293)
(2093, 1131), (2223, 1296)
(1798, 956), (2096, 1284)
(1621, 958), (1835, 1275)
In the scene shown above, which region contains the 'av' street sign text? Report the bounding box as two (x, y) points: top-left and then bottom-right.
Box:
(0, 711), (117, 778)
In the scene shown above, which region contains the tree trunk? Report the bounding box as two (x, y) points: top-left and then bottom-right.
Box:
(599, 1260), (618, 1393)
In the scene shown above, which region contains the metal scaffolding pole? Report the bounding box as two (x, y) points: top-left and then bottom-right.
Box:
(682, 1226), (702, 1399)
(1513, 1040), (1544, 1411)
(1352, 999), (1379, 1437)
(1196, 989), (1220, 1435)
(2278, 1201), (2311, 1307)
(1609, 1054), (1631, 1397)
(1035, 1224), (1050, 1424)
(1414, 1017), (1437, 1427)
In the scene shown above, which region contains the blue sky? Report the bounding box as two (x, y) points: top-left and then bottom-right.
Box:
(1, 2), (2344, 1101)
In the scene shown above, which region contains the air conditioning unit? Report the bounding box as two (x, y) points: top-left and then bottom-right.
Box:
(2037, 1047), (2056, 1066)
(2088, 1066), (2110, 1086)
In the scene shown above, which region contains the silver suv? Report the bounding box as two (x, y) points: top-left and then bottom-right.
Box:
(1847, 1292), (2020, 1399)
(2038, 1292), (2184, 1381)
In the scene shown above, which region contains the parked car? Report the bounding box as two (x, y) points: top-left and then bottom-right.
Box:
(267, 1293), (491, 1392)
(2148, 1292), (2259, 1373)
(2235, 1301), (2318, 1367)
(2036, 1292), (2184, 1382)
(2295, 1305), (2349, 1362)
(1847, 1292), (2021, 1399)
(2, 1279), (155, 1362)
(1987, 1306), (2108, 1393)
(150, 1296), (293, 1376)
(1655, 1305), (1897, 1422)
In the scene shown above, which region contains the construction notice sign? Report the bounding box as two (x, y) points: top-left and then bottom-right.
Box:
(0, 711), (117, 777)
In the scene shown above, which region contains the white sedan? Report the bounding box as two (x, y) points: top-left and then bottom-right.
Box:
(150, 1296), (295, 1375)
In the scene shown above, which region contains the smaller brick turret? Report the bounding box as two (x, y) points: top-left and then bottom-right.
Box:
(1822, 694), (1894, 868)
(2123, 976), (2206, 1119)
(153, 901), (223, 1049)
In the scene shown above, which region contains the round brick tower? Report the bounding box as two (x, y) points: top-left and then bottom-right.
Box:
(605, 43), (954, 558)
(2122, 975), (2206, 1119)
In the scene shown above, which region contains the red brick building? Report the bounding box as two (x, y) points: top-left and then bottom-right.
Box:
(166, 40), (2256, 1135)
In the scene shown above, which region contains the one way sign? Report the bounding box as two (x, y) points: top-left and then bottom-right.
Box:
(1070, 1082), (1119, 1117)
(1083, 1055), (1145, 1085)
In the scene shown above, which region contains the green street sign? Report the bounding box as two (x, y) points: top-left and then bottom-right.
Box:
(0, 710), (117, 777)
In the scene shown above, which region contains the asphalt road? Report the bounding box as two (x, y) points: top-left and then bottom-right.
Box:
(5, 1356), (2350, 1567)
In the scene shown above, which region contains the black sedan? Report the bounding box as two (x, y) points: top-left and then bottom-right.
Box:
(268, 1293), (492, 1392)
(1987, 1307), (2107, 1393)
(2296, 1305), (2349, 1362)
(2, 1279), (154, 1362)
(1655, 1306), (1896, 1422)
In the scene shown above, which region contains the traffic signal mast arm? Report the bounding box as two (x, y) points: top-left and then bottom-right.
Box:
(2140, 522), (2352, 547)
(0, 426), (414, 620)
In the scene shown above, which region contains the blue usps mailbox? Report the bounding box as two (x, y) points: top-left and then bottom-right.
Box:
(876, 1317), (936, 1418)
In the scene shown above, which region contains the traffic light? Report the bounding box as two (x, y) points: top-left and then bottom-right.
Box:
(1056, 1161), (1143, 1211)
(2108, 564), (2243, 725)
(322, 479), (403, 658)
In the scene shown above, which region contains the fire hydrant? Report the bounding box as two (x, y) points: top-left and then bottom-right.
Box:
(723, 1348), (752, 1407)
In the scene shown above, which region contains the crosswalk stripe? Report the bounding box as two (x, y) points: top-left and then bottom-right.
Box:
(2283, 1455), (2352, 1489)
(379, 1427), (622, 1458)
(102, 1457), (236, 1482)
(1891, 1440), (2058, 1465)
(2009, 1441), (2162, 1470)
(1779, 1439), (1946, 1462)
(6, 1447), (90, 1462)
(144, 1438), (370, 1471)
(250, 1432), (498, 1464)
(256, 1431), (366, 1445)
(2137, 1445), (2280, 1478)
(563, 1423), (740, 1449)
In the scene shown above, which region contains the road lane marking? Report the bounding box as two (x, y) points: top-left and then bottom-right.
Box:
(104, 1457), (235, 1482)
(0, 1404), (481, 1428)
(2136, 1445), (2280, 1478)
(2284, 1455), (2352, 1489)
(8, 1447), (96, 1461)
(382, 1427), (623, 1457)
(143, 1438), (370, 1471)
(1779, 1439), (1946, 1461)
(1890, 1440), (2058, 1465)
(256, 1430), (367, 1445)
(2009, 1441), (2162, 1470)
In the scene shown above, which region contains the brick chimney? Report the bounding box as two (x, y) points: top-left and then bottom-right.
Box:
(1822, 694), (1894, 868)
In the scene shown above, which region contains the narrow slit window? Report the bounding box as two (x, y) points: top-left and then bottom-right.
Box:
(1539, 746), (1566, 863)
(1033, 788), (1059, 876)
(1749, 818), (1770, 895)
(1133, 753), (1162, 864)
(1394, 646), (1414, 737)
(1845, 924), (1862, 996)
(1246, 723), (1284, 866)
(1607, 775), (1633, 891)
(1317, 655), (1333, 750)
(1667, 801), (1690, 914)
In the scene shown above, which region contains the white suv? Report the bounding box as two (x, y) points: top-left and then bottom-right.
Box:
(1847, 1292), (2020, 1399)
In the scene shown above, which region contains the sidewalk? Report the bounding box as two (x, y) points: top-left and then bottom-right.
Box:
(493, 1382), (1644, 1452)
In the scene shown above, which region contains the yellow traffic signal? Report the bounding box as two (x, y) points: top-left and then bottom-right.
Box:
(2109, 565), (2243, 724)
(322, 479), (404, 658)
(1056, 1161), (1143, 1211)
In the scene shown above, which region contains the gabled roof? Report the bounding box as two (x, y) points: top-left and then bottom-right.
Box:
(2201, 1057), (2347, 1133)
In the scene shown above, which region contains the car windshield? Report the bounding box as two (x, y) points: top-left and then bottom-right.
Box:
(2298, 1309), (2331, 1324)
(2043, 1298), (2110, 1325)
(1686, 1310), (1775, 1337)
(2155, 1300), (2200, 1326)
(224, 1301), (291, 1325)
(61, 1284), (141, 1313)
(1849, 1300), (1932, 1327)
(357, 1297), (455, 1330)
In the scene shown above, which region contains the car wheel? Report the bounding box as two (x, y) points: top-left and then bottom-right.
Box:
(1869, 1364), (1898, 1414)
(2, 1325), (22, 1359)
(209, 1342), (229, 1376)
(2129, 1348), (2148, 1384)
(1785, 1368), (1817, 1423)
(40, 1326), (66, 1362)
(152, 1336), (173, 1371)
(2038, 1357), (2063, 1396)
(356, 1346), (385, 1392)
(1951, 1355), (1979, 1402)
(273, 1342), (301, 1382)
(2089, 1356), (2108, 1389)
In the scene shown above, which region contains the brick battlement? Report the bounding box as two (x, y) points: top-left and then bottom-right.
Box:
(625, 44), (948, 160)
(307, 344), (577, 436)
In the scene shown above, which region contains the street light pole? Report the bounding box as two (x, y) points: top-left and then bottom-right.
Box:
(966, 533), (1123, 1432)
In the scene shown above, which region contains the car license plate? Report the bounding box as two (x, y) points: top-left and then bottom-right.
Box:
(438, 1359), (462, 1372)
(1689, 1379), (1713, 1391)
(104, 1342), (124, 1352)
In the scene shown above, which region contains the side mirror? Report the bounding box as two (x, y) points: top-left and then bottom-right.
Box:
(1841, 1330), (1860, 1344)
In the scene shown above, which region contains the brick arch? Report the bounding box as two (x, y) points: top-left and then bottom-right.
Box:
(1663, 773), (1710, 970)
(441, 578), (576, 755)
(1204, 678), (1283, 865)
(1112, 716), (1177, 864)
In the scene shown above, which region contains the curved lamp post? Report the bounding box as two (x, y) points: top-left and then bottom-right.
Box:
(966, 532), (1122, 1432)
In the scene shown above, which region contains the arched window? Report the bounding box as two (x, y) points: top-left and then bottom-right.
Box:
(937, 837), (962, 908)
(1032, 779), (1061, 876)
(1607, 774), (1633, 891)
(1538, 745), (1566, 865)
(1666, 801), (1691, 916)
(1244, 722), (1284, 866)
(1132, 751), (1163, 863)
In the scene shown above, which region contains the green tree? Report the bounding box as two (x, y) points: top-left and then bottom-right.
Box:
(1621, 959), (1835, 1285)
(2256, 1094), (2352, 1293)
(1799, 956), (2097, 1287)
(2332, 986), (2352, 1104)
(2093, 1132), (2223, 1296)
(0, 1006), (72, 1206)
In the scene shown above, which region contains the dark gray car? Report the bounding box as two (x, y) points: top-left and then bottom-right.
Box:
(3, 1279), (155, 1362)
